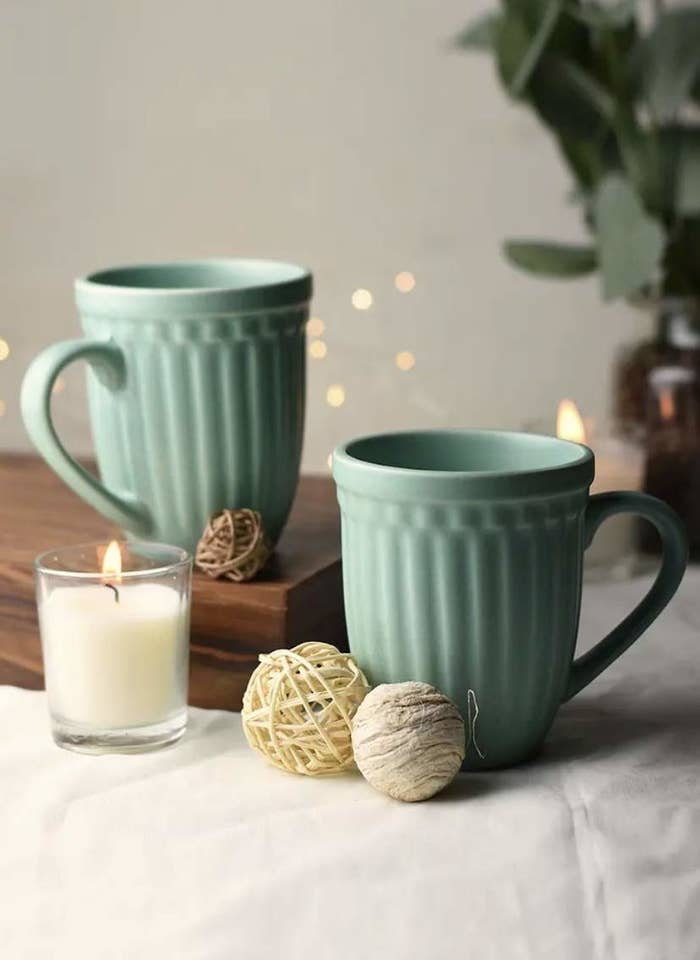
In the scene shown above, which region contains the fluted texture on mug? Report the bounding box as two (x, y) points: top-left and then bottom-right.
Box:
(336, 488), (588, 770)
(82, 308), (307, 550)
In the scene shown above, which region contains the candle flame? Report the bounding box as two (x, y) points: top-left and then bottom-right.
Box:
(556, 399), (587, 444)
(102, 540), (122, 579)
(659, 387), (675, 422)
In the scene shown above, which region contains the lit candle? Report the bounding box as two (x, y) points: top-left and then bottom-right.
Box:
(36, 541), (192, 752)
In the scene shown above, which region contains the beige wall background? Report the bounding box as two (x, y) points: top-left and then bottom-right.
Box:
(0, 0), (648, 472)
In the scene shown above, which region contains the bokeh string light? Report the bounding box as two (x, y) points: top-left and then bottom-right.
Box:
(314, 271), (419, 472)
(351, 288), (373, 310)
(307, 317), (325, 337)
(326, 385), (345, 408)
(395, 350), (416, 372)
(394, 271), (416, 293)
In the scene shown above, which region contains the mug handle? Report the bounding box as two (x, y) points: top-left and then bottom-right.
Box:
(564, 491), (687, 700)
(20, 339), (152, 534)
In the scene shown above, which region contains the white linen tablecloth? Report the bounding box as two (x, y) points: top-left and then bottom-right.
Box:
(2, 571), (700, 960)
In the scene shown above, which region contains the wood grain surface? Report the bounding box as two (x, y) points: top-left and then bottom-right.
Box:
(0, 455), (346, 710)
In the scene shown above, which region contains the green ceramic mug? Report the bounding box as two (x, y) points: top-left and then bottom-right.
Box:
(21, 259), (311, 551)
(333, 429), (687, 770)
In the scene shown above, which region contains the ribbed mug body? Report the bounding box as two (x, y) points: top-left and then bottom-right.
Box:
(81, 308), (306, 551)
(69, 260), (311, 551)
(333, 430), (594, 770)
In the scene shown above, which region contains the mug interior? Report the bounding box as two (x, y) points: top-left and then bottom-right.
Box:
(344, 430), (589, 474)
(85, 259), (308, 292)
(76, 258), (312, 316)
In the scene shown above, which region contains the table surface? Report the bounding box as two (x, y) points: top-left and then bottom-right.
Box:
(2, 569), (699, 959)
(0, 455), (344, 709)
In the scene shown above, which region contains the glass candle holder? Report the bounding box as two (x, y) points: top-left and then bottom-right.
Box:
(35, 541), (192, 754)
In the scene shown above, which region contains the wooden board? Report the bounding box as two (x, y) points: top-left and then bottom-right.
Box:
(0, 455), (346, 710)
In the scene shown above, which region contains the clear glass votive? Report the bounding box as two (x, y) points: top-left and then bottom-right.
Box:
(35, 541), (192, 754)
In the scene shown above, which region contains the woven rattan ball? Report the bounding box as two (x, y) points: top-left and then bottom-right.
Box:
(196, 508), (271, 582)
(242, 642), (371, 776)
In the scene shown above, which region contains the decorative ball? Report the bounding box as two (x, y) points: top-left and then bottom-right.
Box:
(242, 642), (371, 776)
(196, 508), (271, 582)
(352, 682), (465, 802)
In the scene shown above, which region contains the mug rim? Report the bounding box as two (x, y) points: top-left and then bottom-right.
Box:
(333, 429), (594, 500)
(75, 258), (312, 317)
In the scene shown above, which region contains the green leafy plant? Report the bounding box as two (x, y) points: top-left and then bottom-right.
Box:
(457, 2), (700, 299)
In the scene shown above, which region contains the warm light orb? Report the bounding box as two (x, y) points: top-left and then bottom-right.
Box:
(556, 399), (586, 444)
(395, 350), (416, 372)
(327, 453), (333, 470)
(326, 385), (345, 408)
(351, 288), (373, 310)
(309, 340), (327, 359)
(101, 540), (123, 579)
(0, 339), (9, 361)
(0, 400), (5, 417)
(394, 271), (416, 293)
(659, 388), (675, 421)
(52, 377), (66, 395)
(307, 316), (325, 337)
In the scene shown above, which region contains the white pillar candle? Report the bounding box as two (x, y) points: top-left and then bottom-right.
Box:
(40, 582), (189, 728)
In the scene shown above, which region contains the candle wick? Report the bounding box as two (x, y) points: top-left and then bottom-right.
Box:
(104, 582), (120, 604)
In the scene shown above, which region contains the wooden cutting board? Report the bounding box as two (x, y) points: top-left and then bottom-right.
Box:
(0, 455), (346, 711)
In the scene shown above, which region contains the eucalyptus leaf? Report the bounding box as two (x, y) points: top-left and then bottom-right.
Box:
(676, 128), (700, 215)
(454, 0), (700, 299)
(651, 125), (700, 216)
(647, 125), (684, 214)
(529, 56), (614, 139)
(504, 0), (551, 31)
(495, 10), (532, 90)
(594, 174), (666, 299)
(454, 13), (501, 50)
(566, 0), (636, 29)
(504, 240), (597, 276)
(557, 134), (602, 189)
(510, 0), (562, 95)
(547, 58), (615, 121)
(611, 107), (649, 197)
(636, 8), (700, 119)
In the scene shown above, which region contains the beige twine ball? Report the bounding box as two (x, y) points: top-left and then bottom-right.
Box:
(195, 508), (271, 582)
(242, 642), (371, 776)
(352, 681), (465, 802)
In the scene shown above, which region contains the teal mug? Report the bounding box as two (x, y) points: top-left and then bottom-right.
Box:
(21, 259), (311, 551)
(333, 429), (687, 770)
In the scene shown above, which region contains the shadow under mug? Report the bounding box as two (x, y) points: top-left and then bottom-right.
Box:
(21, 259), (311, 551)
(333, 429), (688, 770)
